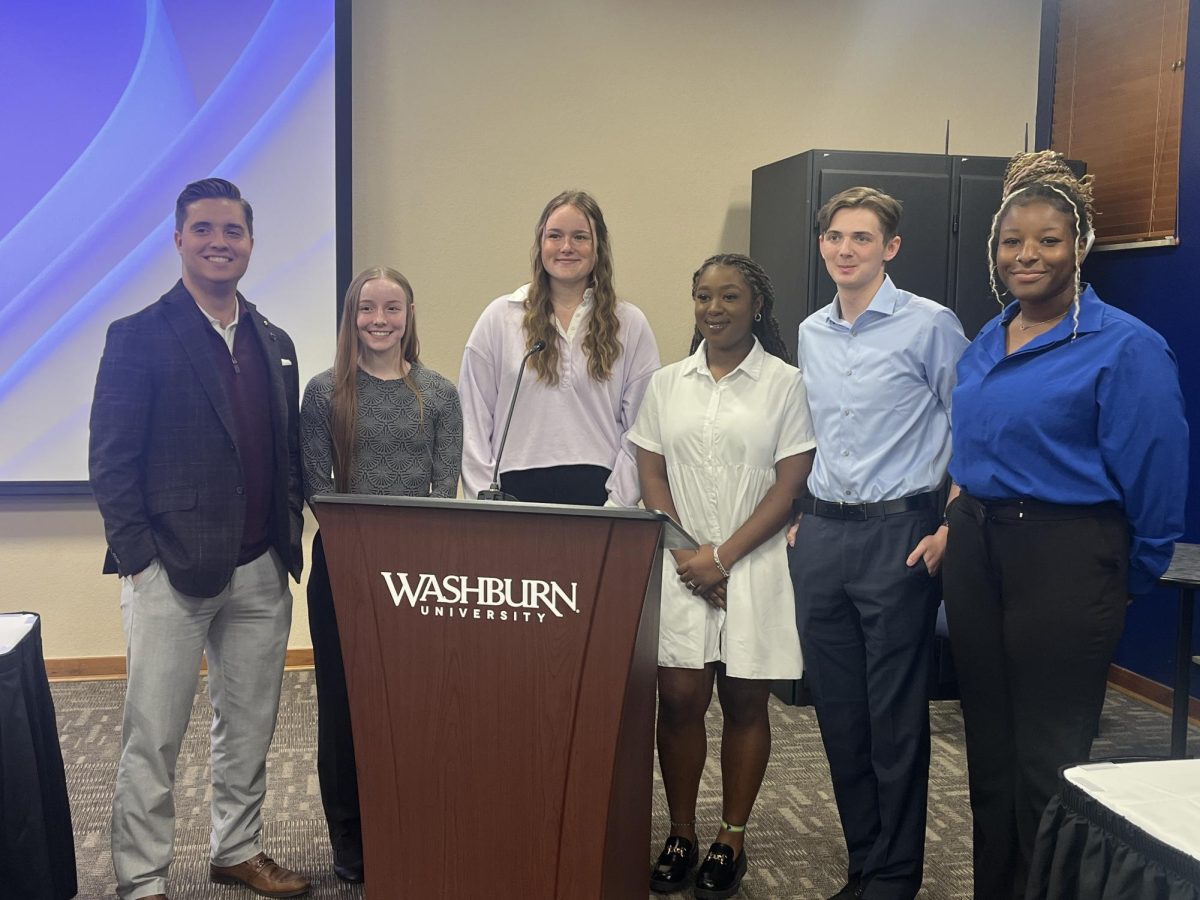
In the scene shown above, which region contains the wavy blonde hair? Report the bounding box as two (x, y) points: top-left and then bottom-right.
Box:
(331, 267), (422, 492)
(522, 191), (621, 385)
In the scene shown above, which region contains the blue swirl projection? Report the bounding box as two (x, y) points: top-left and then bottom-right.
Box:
(0, 0), (336, 483)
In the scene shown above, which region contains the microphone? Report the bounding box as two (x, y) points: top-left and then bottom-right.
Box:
(477, 339), (547, 501)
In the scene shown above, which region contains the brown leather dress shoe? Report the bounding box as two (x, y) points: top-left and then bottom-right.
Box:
(210, 852), (310, 898)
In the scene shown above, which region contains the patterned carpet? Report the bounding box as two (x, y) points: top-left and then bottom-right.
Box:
(53, 671), (1196, 899)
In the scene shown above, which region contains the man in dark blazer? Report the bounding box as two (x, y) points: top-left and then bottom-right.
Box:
(90, 178), (308, 900)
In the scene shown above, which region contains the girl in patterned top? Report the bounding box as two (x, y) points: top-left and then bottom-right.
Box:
(299, 266), (463, 882)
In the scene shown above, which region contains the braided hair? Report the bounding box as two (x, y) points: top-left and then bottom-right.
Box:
(688, 253), (793, 365)
(986, 150), (1097, 340)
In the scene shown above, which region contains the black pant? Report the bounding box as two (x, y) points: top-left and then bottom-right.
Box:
(789, 509), (939, 900)
(307, 531), (362, 861)
(942, 494), (1128, 900)
(499, 464), (610, 505)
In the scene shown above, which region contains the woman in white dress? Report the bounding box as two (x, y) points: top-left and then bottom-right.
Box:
(630, 254), (815, 899)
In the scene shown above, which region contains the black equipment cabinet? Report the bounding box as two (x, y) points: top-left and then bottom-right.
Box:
(749, 149), (1086, 344)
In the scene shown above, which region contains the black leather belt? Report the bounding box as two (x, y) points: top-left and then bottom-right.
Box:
(793, 490), (940, 520)
(954, 493), (1121, 523)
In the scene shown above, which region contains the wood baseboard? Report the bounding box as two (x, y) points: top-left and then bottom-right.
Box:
(46, 648), (315, 681)
(1107, 664), (1200, 723)
(41, 655), (1197, 720)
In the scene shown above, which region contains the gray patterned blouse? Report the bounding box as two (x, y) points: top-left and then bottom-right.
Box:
(300, 365), (463, 501)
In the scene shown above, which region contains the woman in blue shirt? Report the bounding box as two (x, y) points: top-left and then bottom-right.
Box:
(942, 151), (1188, 900)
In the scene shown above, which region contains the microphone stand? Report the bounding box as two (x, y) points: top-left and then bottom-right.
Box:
(477, 339), (546, 501)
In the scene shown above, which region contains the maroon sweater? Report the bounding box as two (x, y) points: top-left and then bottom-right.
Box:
(205, 302), (275, 565)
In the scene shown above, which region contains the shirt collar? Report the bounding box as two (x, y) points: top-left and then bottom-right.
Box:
(196, 296), (242, 330)
(983, 283), (1105, 362)
(507, 284), (594, 308)
(827, 275), (899, 325)
(684, 336), (766, 381)
(552, 288), (593, 339)
(997, 282), (1104, 337)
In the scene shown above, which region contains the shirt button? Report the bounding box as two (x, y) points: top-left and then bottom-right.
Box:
(842, 450), (850, 456)
(845, 489), (852, 496)
(235, 486), (245, 495)
(846, 369), (853, 376)
(843, 410), (851, 417)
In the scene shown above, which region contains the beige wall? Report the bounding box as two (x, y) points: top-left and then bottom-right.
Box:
(353, 0), (1043, 381)
(0, 499), (319, 662)
(6, 0), (1041, 662)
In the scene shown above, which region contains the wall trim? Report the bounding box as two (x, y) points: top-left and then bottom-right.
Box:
(46, 649), (315, 682)
(1108, 663), (1200, 722)
(42, 655), (1193, 720)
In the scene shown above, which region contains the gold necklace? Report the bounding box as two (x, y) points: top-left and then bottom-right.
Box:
(1016, 308), (1069, 331)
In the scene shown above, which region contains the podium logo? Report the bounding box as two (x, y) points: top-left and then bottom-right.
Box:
(380, 572), (580, 624)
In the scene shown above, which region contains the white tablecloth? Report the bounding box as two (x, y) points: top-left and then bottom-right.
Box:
(1066, 760), (1200, 862)
(0, 612), (37, 654)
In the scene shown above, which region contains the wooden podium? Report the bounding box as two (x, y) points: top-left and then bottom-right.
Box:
(312, 495), (694, 899)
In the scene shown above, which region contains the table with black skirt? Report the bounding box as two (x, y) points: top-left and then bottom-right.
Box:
(0, 613), (77, 900)
(1028, 759), (1200, 898)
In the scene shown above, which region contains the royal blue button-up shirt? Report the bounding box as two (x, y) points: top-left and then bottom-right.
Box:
(949, 285), (1188, 594)
(798, 276), (968, 503)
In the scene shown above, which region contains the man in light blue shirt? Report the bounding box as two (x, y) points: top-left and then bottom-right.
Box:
(789, 187), (968, 900)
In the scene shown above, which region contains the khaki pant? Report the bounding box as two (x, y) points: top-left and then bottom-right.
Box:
(111, 550), (292, 900)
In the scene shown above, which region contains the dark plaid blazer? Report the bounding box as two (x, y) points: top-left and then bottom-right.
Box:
(88, 280), (304, 598)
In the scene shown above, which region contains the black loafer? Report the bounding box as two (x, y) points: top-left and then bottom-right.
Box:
(694, 842), (747, 899)
(650, 835), (698, 893)
(828, 876), (864, 899)
(332, 848), (364, 884)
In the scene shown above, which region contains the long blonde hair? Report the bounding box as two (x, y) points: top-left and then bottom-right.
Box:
(331, 267), (422, 491)
(522, 191), (621, 384)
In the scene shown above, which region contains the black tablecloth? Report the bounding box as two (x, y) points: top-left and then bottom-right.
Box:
(1028, 769), (1200, 899)
(0, 614), (77, 900)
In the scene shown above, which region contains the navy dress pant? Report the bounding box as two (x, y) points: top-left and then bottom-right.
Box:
(790, 508), (939, 900)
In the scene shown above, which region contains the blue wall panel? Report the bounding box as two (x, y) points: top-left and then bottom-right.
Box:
(1077, 9), (1200, 691)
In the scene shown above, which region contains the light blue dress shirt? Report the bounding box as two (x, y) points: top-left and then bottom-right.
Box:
(798, 276), (968, 503)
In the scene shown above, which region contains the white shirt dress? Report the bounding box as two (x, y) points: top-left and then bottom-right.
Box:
(629, 339), (816, 680)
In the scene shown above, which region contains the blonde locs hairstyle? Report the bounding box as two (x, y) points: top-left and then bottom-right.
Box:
(986, 150), (1097, 340)
(522, 190), (621, 385)
(330, 266), (423, 492)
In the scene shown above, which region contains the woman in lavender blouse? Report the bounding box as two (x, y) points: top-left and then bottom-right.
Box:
(458, 190), (659, 506)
